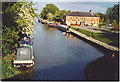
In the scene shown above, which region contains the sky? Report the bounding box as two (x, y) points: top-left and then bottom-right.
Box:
(29, 0), (119, 2)
(33, 2), (118, 14)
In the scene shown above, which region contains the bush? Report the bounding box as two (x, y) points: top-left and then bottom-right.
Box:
(99, 24), (102, 29)
(91, 23), (93, 26)
(2, 60), (18, 79)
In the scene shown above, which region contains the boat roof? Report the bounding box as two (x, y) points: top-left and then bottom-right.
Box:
(16, 47), (32, 60)
(49, 22), (54, 24)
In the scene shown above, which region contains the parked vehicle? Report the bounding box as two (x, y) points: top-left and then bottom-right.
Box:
(107, 24), (114, 29)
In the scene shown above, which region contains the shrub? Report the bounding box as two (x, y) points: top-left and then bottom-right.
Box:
(2, 60), (18, 79)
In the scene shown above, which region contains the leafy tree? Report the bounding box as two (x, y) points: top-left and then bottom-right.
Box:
(2, 26), (20, 56)
(96, 12), (106, 25)
(53, 10), (71, 23)
(2, 2), (36, 56)
(2, 1), (37, 79)
(40, 4), (59, 19)
(40, 4), (71, 23)
(96, 4), (119, 29)
(47, 12), (54, 21)
(2, 1), (37, 80)
(106, 4), (119, 28)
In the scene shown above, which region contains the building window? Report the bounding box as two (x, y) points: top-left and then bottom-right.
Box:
(82, 18), (85, 20)
(95, 18), (96, 20)
(76, 21), (77, 24)
(70, 17), (72, 19)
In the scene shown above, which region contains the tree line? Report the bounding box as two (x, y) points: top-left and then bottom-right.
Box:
(40, 4), (71, 23)
(40, 3), (119, 28)
(96, 4), (119, 28)
(2, 1), (37, 79)
(2, 2), (37, 57)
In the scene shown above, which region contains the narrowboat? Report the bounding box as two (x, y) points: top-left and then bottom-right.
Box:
(48, 22), (59, 27)
(13, 33), (34, 67)
(13, 46), (34, 67)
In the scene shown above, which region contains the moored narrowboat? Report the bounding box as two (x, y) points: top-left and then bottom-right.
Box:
(48, 22), (59, 27)
(13, 33), (34, 67)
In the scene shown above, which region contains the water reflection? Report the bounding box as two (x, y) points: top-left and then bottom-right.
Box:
(48, 26), (58, 31)
(64, 33), (76, 39)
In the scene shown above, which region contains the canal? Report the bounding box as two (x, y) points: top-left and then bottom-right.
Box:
(31, 18), (105, 80)
(9, 18), (110, 80)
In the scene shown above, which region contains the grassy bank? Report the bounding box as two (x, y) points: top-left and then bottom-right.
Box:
(94, 28), (119, 33)
(2, 51), (19, 80)
(70, 27), (119, 47)
(2, 60), (19, 80)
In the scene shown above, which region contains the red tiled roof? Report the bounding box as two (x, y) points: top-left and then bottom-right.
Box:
(66, 12), (98, 17)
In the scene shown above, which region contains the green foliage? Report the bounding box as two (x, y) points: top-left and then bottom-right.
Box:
(106, 4), (119, 28)
(40, 4), (59, 19)
(40, 3), (70, 22)
(96, 12), (106, 26)
(2, 26), (20, 57)
(2, 1), (37, 79)
(2, 60), (18, 79)
(96, 4), (119, 28)
(2, 1), (36, 57)
(53, 10), (71, 23)
(47, 12), (54, 21)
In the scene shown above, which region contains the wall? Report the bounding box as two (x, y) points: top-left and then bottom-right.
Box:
(66, 16), (99, 26)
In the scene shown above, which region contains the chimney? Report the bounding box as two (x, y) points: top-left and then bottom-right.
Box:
(89, 10), (92, 13)
(89, 10), (94, 16)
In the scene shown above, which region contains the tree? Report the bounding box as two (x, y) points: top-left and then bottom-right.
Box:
(96, 12), (106, 25)
(40, 4), (59, 19)
(2, 1), (37, 79)
(2, 1), (36, 57)
(53, 10), (71, 23)
(47, 12), (54, 21)
(106, 4), (119, 28)
(96, 4), (119, 28)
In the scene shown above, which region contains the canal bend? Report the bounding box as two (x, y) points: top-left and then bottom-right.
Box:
(11, 18), (106, 80)
(31, 18), (105, 80)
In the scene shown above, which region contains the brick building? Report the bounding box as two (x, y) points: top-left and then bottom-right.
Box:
(64, 10), (99, 26)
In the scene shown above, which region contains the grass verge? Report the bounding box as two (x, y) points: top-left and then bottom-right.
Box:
(2, 59), (19, 80)
(70, 27), (119, 47)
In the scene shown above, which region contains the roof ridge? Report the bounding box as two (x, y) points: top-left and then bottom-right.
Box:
(70, 11), (90, 13)
(66, 11), (98, 17)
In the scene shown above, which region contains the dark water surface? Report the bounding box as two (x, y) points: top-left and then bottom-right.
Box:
(31, 18), (105, 80)
(10, 18), (108, 80)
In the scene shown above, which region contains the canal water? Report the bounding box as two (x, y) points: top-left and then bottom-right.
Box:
(31, 18), (105, 80)
(10, 18), (108, 80)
